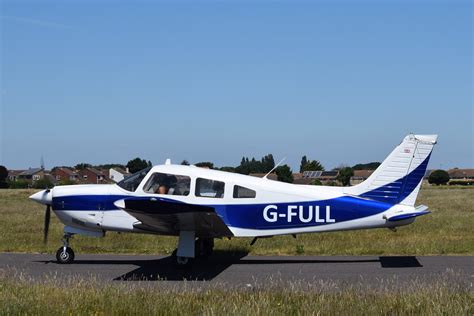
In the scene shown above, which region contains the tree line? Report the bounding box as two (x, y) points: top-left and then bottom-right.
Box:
(0, 154), (387, 188)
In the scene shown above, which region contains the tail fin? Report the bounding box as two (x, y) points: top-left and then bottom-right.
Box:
(346, 134), (438, 206)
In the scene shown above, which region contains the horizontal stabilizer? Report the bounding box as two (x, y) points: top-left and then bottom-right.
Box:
(385, 205), (430, 222)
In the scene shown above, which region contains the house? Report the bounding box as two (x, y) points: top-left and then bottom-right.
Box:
(351, 170), (374, 185)
(448, 168), (474, 180)
(293, 170), (339, 185)
(292, 173), (303, 181)
(79, 168), (108, 184)
(17, 168), (45, 182)
(51, 167), (80, 182)
(316, 171), (338, 182)
(109, 167), (130, 183)
(7, 170), (25, 182)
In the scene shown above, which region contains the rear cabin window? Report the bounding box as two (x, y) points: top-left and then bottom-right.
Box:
(233, 185), (256, 198)
(195, 178), (225, 198)
(143, 173), (190, 196)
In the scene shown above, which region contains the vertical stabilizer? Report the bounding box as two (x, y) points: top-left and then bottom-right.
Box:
(345, 134), (437, 206)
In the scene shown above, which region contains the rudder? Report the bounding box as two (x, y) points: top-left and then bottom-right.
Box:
(346, 134), (438, 206)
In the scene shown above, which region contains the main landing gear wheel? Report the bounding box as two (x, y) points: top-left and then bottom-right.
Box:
(171, 237), (214, 267)
(56, 247), (75, 264)
(176, 256), (193, 267)
(195, 238), (214, 258)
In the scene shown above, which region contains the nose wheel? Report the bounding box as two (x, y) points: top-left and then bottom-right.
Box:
(56, 247), (75, 264)
(56, 234), (75, 264)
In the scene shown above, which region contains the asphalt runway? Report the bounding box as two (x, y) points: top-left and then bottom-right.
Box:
(1, 252), (472, 290)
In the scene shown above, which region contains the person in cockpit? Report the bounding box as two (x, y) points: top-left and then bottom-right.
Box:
(156, 184), (169, 195)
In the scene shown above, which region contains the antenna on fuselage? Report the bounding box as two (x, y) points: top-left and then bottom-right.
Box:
(263, 157), (286, 179)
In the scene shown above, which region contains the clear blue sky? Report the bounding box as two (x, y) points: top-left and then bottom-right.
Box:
(1, 0), (472, 171)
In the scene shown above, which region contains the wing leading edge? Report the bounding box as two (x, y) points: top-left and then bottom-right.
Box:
(114, 198), (233, 237)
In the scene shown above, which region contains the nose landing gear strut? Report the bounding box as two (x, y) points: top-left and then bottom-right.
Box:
(56, 233), (75, 264)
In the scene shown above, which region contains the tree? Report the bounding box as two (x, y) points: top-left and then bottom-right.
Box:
(336, 167), (354, 186)
(93, 163), (126, 170)
(9, 179), (29, 189)
(235, 154), (276, 175)
(180, 160), (190, 166)
(126, 158), (152, 173)
(352, 162), (381, 170)
(33, 178), (54, 189)
(428, 170), (450, 185)
(235, 157), (252, 174)
(300, 156), (324, 172)
(74, 163), (92, 170)
(195, 162), (214, 169)
(261, 154), (275, 173)
(0, 165), (8, 189)
(220, 166), (236, 173)
(275, 165), (294, 183)
(311, 179), (322, 186)
(300, 156), (308, 173)
(302, 160), (324, 172)
(58, 179), (75, 186)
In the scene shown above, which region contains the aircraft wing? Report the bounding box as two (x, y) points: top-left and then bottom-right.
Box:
(114, 197), (233, 238)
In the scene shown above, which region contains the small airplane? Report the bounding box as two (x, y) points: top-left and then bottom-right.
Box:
(30, 134), (437, 266)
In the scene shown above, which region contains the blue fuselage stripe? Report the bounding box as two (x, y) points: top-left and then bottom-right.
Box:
(52, 194), (392, 230)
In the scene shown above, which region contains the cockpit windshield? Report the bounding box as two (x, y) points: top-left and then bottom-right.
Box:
(117, 167), (152, 192)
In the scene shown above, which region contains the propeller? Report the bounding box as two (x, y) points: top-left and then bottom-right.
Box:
(43, 204), (51, 244)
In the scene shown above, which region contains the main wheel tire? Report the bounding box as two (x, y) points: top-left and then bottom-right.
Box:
(56, 247), (75, 264)
(203, 238), (214, 256)
(195, 238), (214, 258)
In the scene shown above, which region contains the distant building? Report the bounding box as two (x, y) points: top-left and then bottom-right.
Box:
(18, 168), (45, 182)
(351, 170), (374, 185)
(51, 167), (79, 182)
(293, 170), (339, 185)
(79, 168), (108, 184)
(7, 170), (25, 182)
(109, 167), (130, 183)
(448, 168), (474, 180)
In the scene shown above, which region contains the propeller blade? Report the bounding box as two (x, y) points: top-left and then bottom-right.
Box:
(44, 205), (51, 244)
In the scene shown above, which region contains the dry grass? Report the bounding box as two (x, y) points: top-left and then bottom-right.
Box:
(0, 186), (473, 255)
(0, 274), (471, 315)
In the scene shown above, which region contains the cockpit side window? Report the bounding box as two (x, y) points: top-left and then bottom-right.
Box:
(143, 173), (190, 196)
(233, 185), (256, 198)
(117, 167), (151, 192)
(195, 178), (225, 198)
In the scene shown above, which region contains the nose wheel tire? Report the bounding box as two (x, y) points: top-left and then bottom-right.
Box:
(56, 247), (75, 264)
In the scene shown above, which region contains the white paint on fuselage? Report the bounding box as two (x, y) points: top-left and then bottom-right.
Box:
(50, 164), (418, 237)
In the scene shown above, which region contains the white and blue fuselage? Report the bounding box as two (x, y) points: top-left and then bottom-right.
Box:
(30, 134), (437, 262)
(32, 134), (436, 237)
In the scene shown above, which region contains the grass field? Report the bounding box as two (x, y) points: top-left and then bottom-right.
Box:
(0, 186), (473, 256)
(0, 274), (472, 315)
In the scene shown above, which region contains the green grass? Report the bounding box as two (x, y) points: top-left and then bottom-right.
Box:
(0, 186), (473, 255)
(0, 275), (472, 315)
